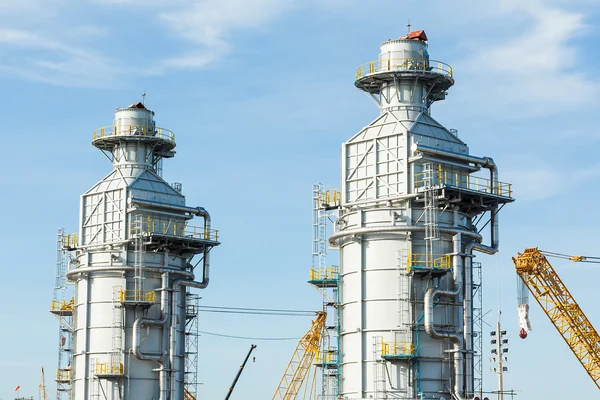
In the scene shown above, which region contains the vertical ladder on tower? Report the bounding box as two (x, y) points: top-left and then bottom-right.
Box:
(472, 261), (484, 398)
(372, 337), (387, 400)
(111, 286), (124, 367)
(132, 215), (146, 300)
(89, 371), (101, 399)
(423, 163), (440, 268)
(397, 250), (412, 334)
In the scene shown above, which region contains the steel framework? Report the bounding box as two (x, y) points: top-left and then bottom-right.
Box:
(513, 248), (600, 389)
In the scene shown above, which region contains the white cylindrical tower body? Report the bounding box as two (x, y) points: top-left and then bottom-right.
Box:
(65, 103), (219, 400)
(332, 31), (512, 400)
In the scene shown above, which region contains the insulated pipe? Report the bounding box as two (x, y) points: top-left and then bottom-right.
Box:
(416, 144), (503, 399)
(170, 280), (208, 400)
(424, 233), (465, 399)
(132, 272), (171, 400)
(129, 197), (205, 216)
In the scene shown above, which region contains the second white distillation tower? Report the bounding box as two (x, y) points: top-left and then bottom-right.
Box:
(326, 30), (514, 400)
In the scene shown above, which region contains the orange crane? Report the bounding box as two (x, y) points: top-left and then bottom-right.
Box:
(513, 248), (600, 389)
(272, 312), (326, 399)
(39, 367), (48, 400)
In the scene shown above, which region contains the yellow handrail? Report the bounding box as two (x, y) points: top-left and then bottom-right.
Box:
(407, 253), (452, 272)
(314, 351), (338, 364)
(131, 216), (219, 241)
(356, 57), (453, 79)
(318, 189), (341, 207)
(62, 233), (78, 248)
(381, 341), (414, 357)
(50, 298), (74, 312)
(414, 168), (513, 198)
(95, 362), (124, 376)
(93, 125), (175, 142)
(56, 369), (70, 381)
(119, 288), (156, 303)
(308, 266), (339, 281)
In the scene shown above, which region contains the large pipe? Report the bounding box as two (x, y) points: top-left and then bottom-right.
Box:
(415, 144), (500, 253)
(416, 144), (503, 399)
(424, 233), (465, 399)
(170, 280), (209, 400)
(133, 272), (171, 400)
(328, 225), (482, 247)
(130, 196), (213, 289)
(129, 197), (206, 216)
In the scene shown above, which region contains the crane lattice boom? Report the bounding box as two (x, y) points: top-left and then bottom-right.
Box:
(272, 312), (326, 400)
(39, 367), (48, 400)
(513, 248), (600, 389)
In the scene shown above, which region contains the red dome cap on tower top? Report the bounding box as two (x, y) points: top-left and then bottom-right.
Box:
(400, 30), (428, 41)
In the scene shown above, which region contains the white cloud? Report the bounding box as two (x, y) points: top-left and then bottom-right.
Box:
(455, 0), (599, 118)
(159, 0), (292, 56)
(0, 0), (294, 86)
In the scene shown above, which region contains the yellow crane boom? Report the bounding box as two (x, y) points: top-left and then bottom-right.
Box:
(272, 312), (326, 400)
(513, 248), (600, 389)
(39, 367), (48, 400)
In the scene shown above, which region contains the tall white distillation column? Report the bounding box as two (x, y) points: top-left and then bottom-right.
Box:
(326, 30), (514, 400)
(64, 103), (219, 400)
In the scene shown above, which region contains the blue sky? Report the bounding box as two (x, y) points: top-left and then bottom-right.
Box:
(0, 0), (600, 399)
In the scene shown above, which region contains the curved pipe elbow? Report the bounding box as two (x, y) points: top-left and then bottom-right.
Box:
(133, 316), (167, 365)
(424, 287), (463, 345)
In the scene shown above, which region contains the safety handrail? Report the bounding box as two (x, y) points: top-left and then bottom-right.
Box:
(50, 298), (74, 312)
(309, 266), (339, 281)
(131, 216), (219, 241)
(414, 168), (513, 198)
(407, 252), (452, 272)
(93, 125), (175, 142)
(61, 233), (78, 249)
(95, 362), (124, 376)
(356, 58), (453, 80)
(381, 341), (415, 357)
(119, 289), (156, 303)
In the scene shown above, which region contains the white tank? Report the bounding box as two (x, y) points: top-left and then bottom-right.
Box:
(62, 103), (219, 400)
(331, 31), (514, 399)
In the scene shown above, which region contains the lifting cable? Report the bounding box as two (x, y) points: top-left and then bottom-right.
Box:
(198, 305), (318, 317)
(540, 250), (600, 263)
(198, 330), (301, 341)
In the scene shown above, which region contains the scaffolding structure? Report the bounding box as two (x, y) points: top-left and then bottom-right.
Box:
(50, 229), (75, 400)
(472, 261), (483, 398)
(308, 184), (340, 400)
(185, 293), (200, 399)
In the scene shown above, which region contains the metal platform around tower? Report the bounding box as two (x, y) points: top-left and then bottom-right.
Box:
(355, 58), (454, 95)
(308, 266), (340, 288)
(94, 362), (124, 379)
(414, 169), (514, 212)
(92, 125), (176, 156)
(131, 217), (220, 254)
(380, 341), (415, 360)
(315, 351), (339, 369)
(50, 299), (74, 316)
(55, 369), (71, 384)
(118, 288), (156, 307)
